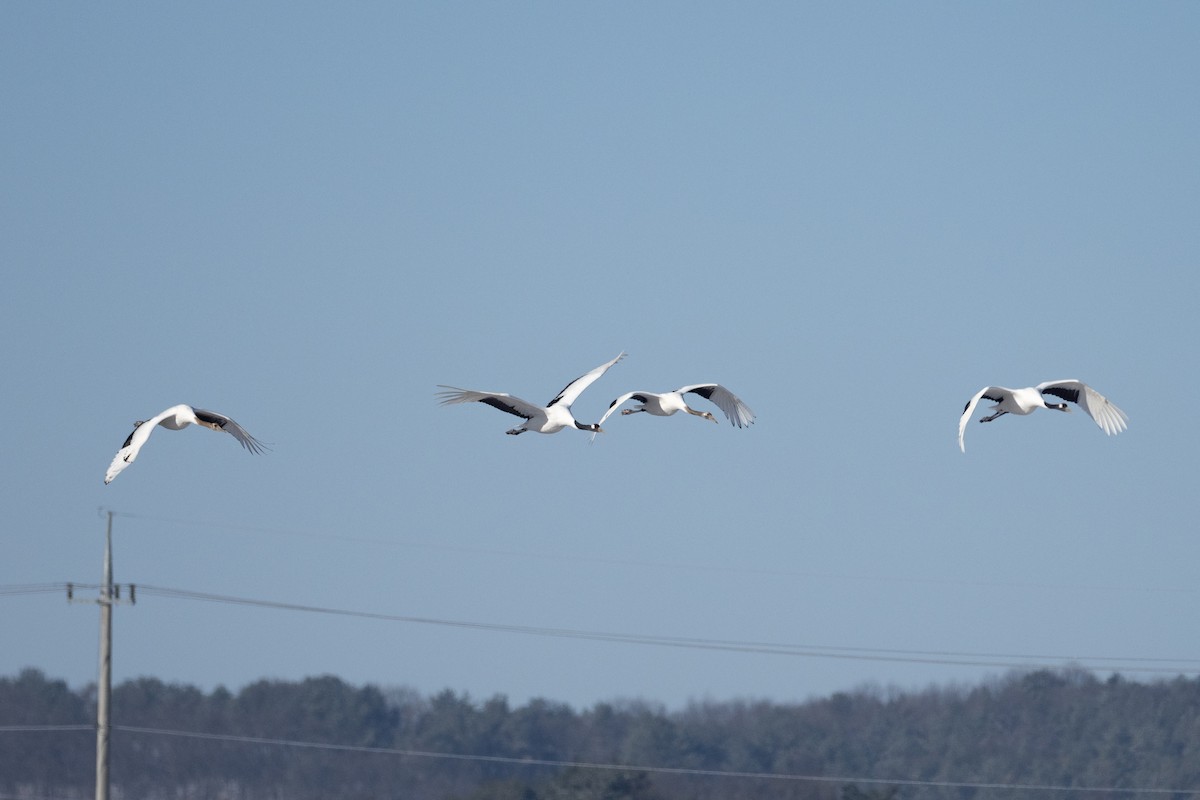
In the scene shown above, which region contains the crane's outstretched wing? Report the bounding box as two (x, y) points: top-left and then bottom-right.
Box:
(437, 387), (540, 420)
(595, 391), (645, 429)
(546, 352), (627, 408)
(957, 386), (1007, 452)
(192, 408), (269, 454)
(1036, 380), (1129, 436)
(104, 404), (177, 484)
(679, 384), (756, 428)
(105, 423), (155, 484)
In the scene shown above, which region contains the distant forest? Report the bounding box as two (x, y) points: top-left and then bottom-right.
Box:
(3, 667), (1200, 800)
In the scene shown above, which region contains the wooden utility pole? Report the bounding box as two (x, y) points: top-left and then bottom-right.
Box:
(95, 510), (114, 800)
(69, 511), (135, 800)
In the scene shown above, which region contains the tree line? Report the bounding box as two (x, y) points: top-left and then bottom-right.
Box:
(2, 667), (1199, 800)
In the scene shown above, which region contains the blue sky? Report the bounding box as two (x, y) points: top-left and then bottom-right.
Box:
(2, 3), (1198, 710)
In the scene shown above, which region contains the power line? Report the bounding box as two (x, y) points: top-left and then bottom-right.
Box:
(5, 579), (1199, 673)
(0, 583), (70, 597)
(96, 723), (1195, 796)
(0, 724), (92, 732)
(134, 584), (1200, 675)
(6, 722), (1194, 795)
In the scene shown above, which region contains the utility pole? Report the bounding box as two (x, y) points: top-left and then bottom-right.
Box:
(70, 511), (135, 800)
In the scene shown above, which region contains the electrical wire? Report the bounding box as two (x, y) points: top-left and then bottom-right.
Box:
(0, 724), (92, 732)
(134, 584), (1200, 675)
(0, 583), (72, 597)
(5, 580), (1199, 673)
(1, 722), (1195, 795)
(102, 723), (1197, 796)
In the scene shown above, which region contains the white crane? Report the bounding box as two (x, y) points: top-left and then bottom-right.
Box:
(958, 380), (1128, 452)
(595, 384), (756, 439)
(438, 352), (626, 436)
(105, 404), (268, 484)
